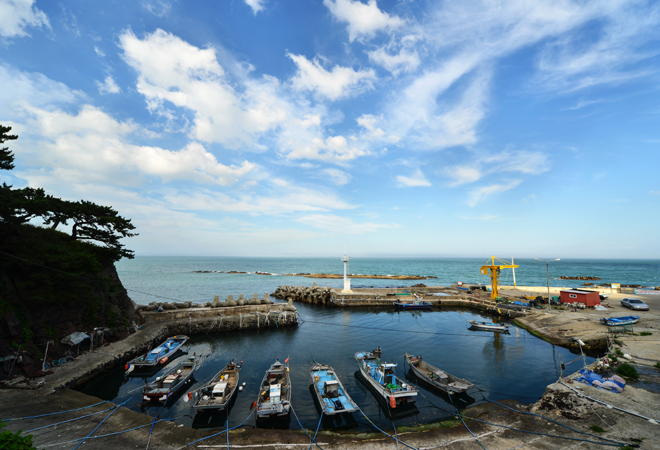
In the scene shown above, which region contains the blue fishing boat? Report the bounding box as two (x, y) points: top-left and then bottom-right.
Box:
(126, 335), (188, 373)
(310, 363), (358, 415)
(355, 347), (417, 409)
(600, 316), (640, 326)
(394, 297), (432, 310)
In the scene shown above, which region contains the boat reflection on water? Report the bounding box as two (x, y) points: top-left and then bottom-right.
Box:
(353, 371), (420, 420)
(255, 413), (291, 430)
(403, 371), (476, 410)
(307, 384), (359, 430)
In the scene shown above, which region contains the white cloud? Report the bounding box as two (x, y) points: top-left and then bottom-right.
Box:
(395, 169), (431, 187)
(142, 0), (172, 17)
(96, 76), (121, 95)
(18, 105), (255, 186)
(297, 214), (396, 234)
(164, 181), (354, 215)
(522, 194), (537, 203)
(119, 29), (288, 149)
(245, 0), (266, 15)
(0, 65), (83, 112)
(288, 53), (376, 101)
(283, 133), (370, 163)
(323, 0), (404, 42)
(444, 149), (549, 186)
(323, 168), (352, 186)
(467, 179), (522, 207)
(445, 166), (481, 186)
(0, 0), (49, 38)
(367, 47), (420, 76)
(94, 46), (105, 57)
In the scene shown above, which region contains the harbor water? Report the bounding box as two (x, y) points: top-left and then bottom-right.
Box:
(77, 257), (658, 431)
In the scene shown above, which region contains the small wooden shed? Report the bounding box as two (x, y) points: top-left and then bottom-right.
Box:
(560, 289), (600, 307)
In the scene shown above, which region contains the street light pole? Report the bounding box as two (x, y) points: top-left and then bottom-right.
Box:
(535, 258), (561, 302)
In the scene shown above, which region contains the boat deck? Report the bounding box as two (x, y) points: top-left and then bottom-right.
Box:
(312, 369), (357, 414)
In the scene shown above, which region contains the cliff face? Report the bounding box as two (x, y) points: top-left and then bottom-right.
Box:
(0, 225), (140, 379)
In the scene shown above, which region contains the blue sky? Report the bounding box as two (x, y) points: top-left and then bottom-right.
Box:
(1, 0), (659, 258)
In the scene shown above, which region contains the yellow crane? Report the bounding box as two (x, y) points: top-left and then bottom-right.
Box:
(480, 256), (519, 300)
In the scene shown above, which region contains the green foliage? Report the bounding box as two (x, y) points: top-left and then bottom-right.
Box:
(0, 125), (136, 261)
(614, 348), (623, 357)
(0, 125), (17, 171)
(654, 362), (660, 370)
(640, 331), (652, 336)
(590, 425), (605, 433)
(0, 422), (38, 450)
(608, 354), (618, 362)
(616, 363), (639, 379)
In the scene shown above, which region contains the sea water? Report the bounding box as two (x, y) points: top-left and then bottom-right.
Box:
(116, 257), (660, 306)
(77, 257), (657, 431)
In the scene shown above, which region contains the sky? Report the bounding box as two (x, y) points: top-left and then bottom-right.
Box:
(1, 0), (659, 259)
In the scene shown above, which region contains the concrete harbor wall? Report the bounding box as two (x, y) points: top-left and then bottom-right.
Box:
(2, 302), (299, 392)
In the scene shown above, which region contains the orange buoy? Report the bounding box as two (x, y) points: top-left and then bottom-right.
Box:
(390, 396), (396, 408)
(125, 364), (129, 371)
(160, 356), (168, 364)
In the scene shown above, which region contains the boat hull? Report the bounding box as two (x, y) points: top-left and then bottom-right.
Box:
(394, 302), (432, 310)
(468, 320), (509, 332)
(142, 359), (196, 404)
(192, 363), (241, 412)
(127, 335), (189, 371)
(310, 363), (358, 415)
(256, 360), (291, 418)
(354, 351), (416, 408)
(600, 316), (639, 326)
(404, 353), (474, 395)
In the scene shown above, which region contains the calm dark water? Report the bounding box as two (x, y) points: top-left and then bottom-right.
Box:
(78, 302), (594, 431)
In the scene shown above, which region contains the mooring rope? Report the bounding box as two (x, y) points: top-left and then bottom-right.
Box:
(72, 395), (134, 450)
(180, 409), (255, 448)
(2, 400), (110, 422)
(307, 411), (324, 450)
(289, 404), (324, 450)
(25, 405), (116, 433)
(355, 406), (417, 450)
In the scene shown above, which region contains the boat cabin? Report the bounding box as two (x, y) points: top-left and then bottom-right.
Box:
(212, 382), (228, 399)
(324, 380), (339, 398)
(270, 384), (281, 403)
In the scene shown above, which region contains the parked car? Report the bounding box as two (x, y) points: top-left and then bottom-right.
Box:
(620, 298), (649, 311)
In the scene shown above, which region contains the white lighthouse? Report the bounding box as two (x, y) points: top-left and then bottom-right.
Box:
(341, 245), (352, 293)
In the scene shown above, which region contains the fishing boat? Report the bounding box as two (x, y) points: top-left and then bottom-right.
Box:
(468, 320), (509, 333)
(404, 353), (475, 395)
(142, 356), (197, 403)
(126, 335), (188, 372)
(190, 360), (241, 411)
(354, 347), (417, 408)
(256, 359), (291, 418)
(310, 363), (358, 415)
(600, 316), (640, 326)
(394, 295), (432, 310)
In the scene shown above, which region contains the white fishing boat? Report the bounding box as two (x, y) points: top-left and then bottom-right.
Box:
(310, 363), (358, 415)
(190, 360), (241, 411)
(468, 320), (509, 333)
(405, 353), (474, 395)
(256, 359), (291, 418)
(142, 356), (197, 403)
(354, 347), (417, 409)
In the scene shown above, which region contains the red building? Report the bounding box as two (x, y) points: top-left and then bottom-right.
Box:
(559, 289), (600, 307)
